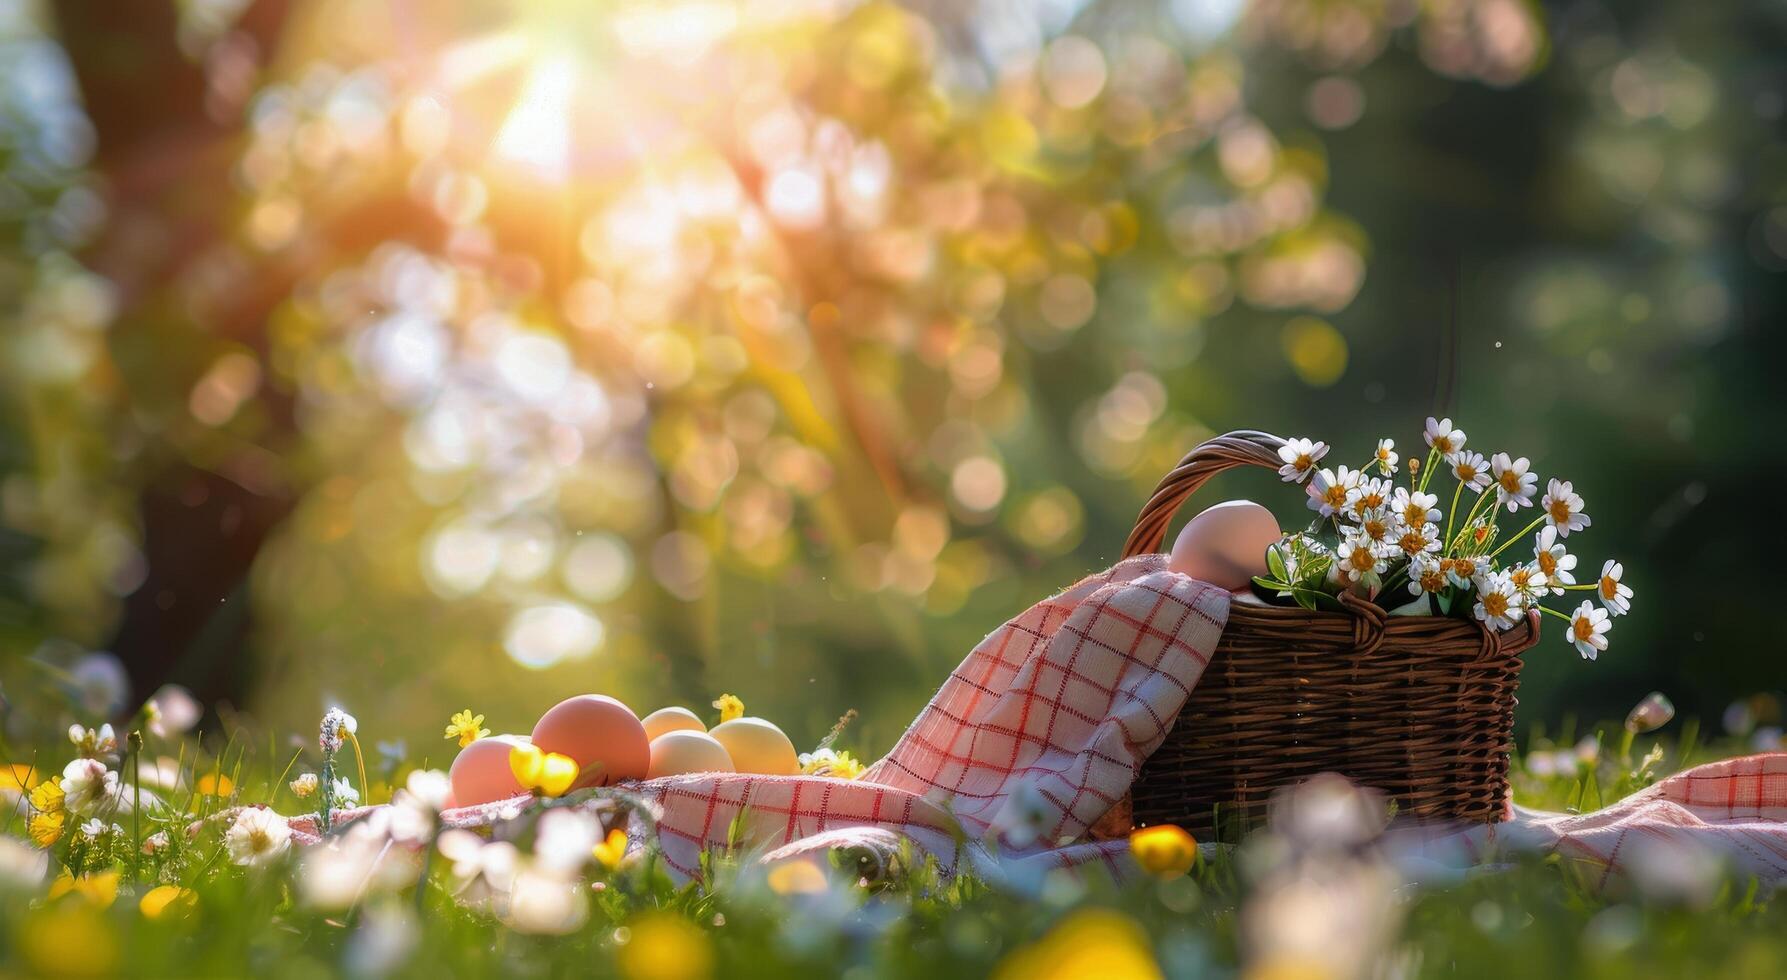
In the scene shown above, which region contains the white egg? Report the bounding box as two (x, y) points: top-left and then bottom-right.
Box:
(1166, 499), (1280, 591)
(647, 730), (735, 778)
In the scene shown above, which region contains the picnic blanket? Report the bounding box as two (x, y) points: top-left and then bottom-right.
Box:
(294, 555), (1787, 889)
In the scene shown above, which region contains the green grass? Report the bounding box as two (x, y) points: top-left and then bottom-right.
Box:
(0, 717), (1779, 979)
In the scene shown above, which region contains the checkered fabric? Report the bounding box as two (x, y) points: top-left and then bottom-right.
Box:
(286, 555), (1787, 891)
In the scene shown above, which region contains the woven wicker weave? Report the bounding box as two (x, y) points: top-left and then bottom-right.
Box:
(1116, 430), (1539, 838)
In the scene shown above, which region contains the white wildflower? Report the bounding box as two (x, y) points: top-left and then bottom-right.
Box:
(1372, 439), (1398, 476)
(226, 808), (292, 868)
(1471, 571), (1521, 631)
(1490, 453), (1537, 512)
(1277, 438), (1329, 484)
(1597, 560), (1633, 616)
(59, 759), (121, 817)
(1567, 601), (1612, 660)
(1540, 478), (1591, 537)
(1424, 417), (1466, 456)
(1306, 466), (1361, 518)
(1449, 450), (1492, 491)
(1532, 527), (1577, 594)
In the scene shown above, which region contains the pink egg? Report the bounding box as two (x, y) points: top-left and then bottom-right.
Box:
(447, 733), (531, 808)
(530, 695), (650, 789)
(1167, 499), (1281, 591)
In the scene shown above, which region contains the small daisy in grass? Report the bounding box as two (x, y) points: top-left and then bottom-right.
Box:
(1252, 420), (1634, 662)
(1490, 453), (1537, 511)
(1533, 527), (1576, 593)
(1449, 450), (1493, 491)
(1473, 571), (1521, 630)
(444, 709), (489, 748)
(1541, 478), (1591, 536)
(1567, 600), (1612, 660)
(1373, 438), (1399, 475)
(226, 808), (292, 868)
(1424, 417), (1466, 456)
(1276, 437), (1328, 483)
(1306, 466), (1360, 518)
(1598, 560), (1633, 616)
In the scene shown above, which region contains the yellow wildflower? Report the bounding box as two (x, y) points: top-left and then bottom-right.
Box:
(765, 858), (828, 895)
(29, 811), (64, 848)
(19, 903), (118, 978)
(29, 779), (64, 814)
(139, 884), (197, 921)
(711, 694), (744, 724)
(1129, 824), (1198, 879)
(444, 709), (490, 748)
(509, 743), (580, 798)
(592, 828), (629, 868)
(617, 912), (713, 980)
(992, 908), (1163, 980)
(48, 870), (119, 909)
(289, 773), (318, 798)
(798, 748), (867, 779)
(196, 772), (234, 797)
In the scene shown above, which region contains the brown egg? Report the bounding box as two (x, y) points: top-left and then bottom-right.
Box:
(647, 730), (735, 778)
(641, 706), (706, 741)
(1167, 499), (1281, 592)
(447, 733), (531, 808)
(530, 695), (650, 788)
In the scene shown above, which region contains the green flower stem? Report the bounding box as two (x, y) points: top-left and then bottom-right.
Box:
(319, 754), (334, 834)
(1443, 481), (1464, 545)
(345, 730), (370, 806)
(1487, 516), (1547, 561)
(1418, 447), (1441, 492)
(1535, 604), (1574, 622)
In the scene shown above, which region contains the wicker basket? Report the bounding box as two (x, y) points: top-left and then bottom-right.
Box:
(1115, 430), (1540, 838)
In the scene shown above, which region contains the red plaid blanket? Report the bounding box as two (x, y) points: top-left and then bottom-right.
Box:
(294, 555), (1787, 889)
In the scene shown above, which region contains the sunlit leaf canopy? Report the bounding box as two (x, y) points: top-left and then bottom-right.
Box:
(3, 0), (1782, 746)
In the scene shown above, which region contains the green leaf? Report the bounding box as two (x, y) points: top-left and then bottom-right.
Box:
(1266, 545), (1289, 583)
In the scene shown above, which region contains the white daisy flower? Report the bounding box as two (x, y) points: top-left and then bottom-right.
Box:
(1373, 438), (1399, 476)
(1490, 453), (1538, 512)
(1346, 476), (1392, 523)
(1449, 451), (1493, 491)
(1424, 417), (1466, 456)
(60, 758), (121, 816)
(1391, 488), (1441, 531)
(226, 808), (293, 868)
(1597, 560), (1633, 616)
(1532, 526), (1577, 594)
(1277, 438), (1329, 484)
(1506, 563), (1549, 606)
(1540, 478), (1591, 537)
(1472, 571), (1521, 631)
(79, 818), (113, 839)
(1358, 508), (1398, 548)
(1567, 600), (1612, 660)
(1445, 555), (1488, 590)
(1408, 554), (1448, 597)
(1394, 521), (1441, 558)
(1306, 466), (1361, 518)
(1336, 529), (1388, 589)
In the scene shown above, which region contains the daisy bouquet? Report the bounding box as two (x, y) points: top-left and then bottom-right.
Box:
(1257, 418), (1634, 660)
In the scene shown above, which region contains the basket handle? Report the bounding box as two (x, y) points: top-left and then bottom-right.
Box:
(1121, 430), (1289, 559)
